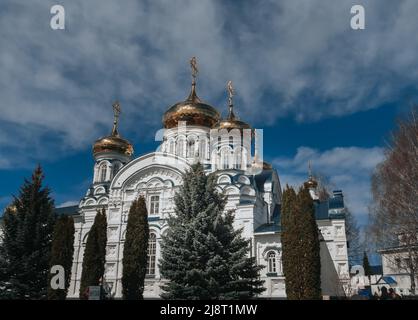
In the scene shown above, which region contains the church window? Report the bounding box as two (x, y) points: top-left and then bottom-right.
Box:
(188, 139), (196, 157)
(147, 233), (157, 276)
(268, 251), (277, 273)
(221, 149), (230, 169)
(199, 139), (206, 160)
(178, 137), (186, 157)
(150, 195), (160, 215)
(234, 149), (242, 169)
(169, 140), (175, 154)
(100, 163), (108, 182)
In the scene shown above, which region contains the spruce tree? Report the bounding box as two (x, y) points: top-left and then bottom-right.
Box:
(47, 215), (75, 300)
(297, 186), (321, 299)
(363, 251), (372, 284)
(122, 196), (149, 300)
(281, 185), (303, 299)
(159, 163), (264, 299)
(79, 208), (107, 299)
(0, 165), (56, 299)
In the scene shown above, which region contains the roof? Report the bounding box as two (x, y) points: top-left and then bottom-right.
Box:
(377, 276), (397, 285)
(255, 190), (346, 234)
(254, 223), (281, 233)
(370, 265), (383, 275)
(314, 201), (330, 220)
(54, 205), (79, 216)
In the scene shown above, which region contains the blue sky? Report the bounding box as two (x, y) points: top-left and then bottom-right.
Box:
(1, 0), (418, 227)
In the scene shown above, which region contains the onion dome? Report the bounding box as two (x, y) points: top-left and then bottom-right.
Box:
(162, 83), (220, 129)
(214, 81), (250, 131)
(93, 102), (134, 157)
(162, 57), (220, 129)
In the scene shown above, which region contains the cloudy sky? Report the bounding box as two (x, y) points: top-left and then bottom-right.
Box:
(1, 0), (417, 225)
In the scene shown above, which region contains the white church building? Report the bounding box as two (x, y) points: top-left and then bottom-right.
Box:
(55, 62), (349, 299)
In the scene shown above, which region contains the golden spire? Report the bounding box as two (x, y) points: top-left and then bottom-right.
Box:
(226, 80), (236, 120)
(187, 57), (201, 102)
(111, 101), (121, 136)
(305, 160), (318, 188)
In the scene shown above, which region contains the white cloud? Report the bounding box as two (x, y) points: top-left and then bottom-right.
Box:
(56, 200), (79, 208)
(0, 0), (417, 167)
(273, 146), (385, 223)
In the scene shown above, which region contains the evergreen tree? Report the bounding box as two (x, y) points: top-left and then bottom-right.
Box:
(47, 215), (75, 300)
(297, 186), (321, 299)
(281, 185), (322, 300)
(122, 196), (149, 300)
(79, 208), (107, 299)
(281, 185), (303, 299)
(363, 251), (372, 284)
(159, 163), (264, 299)
(0, 165), (56, 299)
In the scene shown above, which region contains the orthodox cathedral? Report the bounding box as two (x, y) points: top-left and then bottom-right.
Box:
(57, 59), (349, 299)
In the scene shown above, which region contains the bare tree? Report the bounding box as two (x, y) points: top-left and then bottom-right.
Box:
(369, 106), (418, 295)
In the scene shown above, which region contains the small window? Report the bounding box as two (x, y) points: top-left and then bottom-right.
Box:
(150, 195), (160, 215)
(268, 251), (276, 273)
(100, 164), (107, 182)
(147, 233), (157, 276)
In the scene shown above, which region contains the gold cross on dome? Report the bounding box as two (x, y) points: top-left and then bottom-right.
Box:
(112, 101), (121, 119)
(227, 80), (234, 106)
(190, 57), (198, 82)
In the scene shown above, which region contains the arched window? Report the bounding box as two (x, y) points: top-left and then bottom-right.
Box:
(199, 138), (207, 160)
(188, 138), (196, 157)
(268, 251), (276, 273)
(100, 163), (107, 182)
(169, 140), (175, 154)
(178, 137), (186, 157)
(149, 195), (160, 215)
(147, 233), (157, 276)
(234, 148), (242, 169)
(221, 148), (230, 169)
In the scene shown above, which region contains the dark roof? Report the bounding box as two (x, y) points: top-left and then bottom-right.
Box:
(54, 205), (79, 216)
(370, 265), (383, 275)
(329, 196), (344, 210)
(377, 276), (397, 285)
(271, 204), (280, 224)
(254, 223), (281, 233)
(315, 191), (346, 220)
(314, 201), (330, 220)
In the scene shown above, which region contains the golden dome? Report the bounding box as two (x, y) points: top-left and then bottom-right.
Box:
(215, 107), (251, 131)
(214, 81), (250, 131)
(304, 177), (318, 189)
(93, 134), (134, 157)
(93, 101), (134, 157)
(163, 83), (220, 129)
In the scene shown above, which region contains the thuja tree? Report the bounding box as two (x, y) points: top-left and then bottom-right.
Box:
(281, 185), (302, 299)
(297, 186), (321, 299)
(122, 196), (149, 300)
(47, 215), (75, 300)
(159, 162), (264, 299)
(281, 185), (321, 299)
(79, 208), (107, 299)
(0, 165), (56, 299)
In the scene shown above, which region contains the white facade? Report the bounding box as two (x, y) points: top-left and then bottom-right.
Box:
(65, 85), (349, 299)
